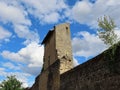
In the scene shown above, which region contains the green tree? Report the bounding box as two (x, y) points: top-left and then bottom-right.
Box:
(0, 75), (24, 90)
(97, 15), (118, 46)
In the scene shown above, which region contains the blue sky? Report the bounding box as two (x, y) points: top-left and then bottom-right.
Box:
(0, 0), (120, 87)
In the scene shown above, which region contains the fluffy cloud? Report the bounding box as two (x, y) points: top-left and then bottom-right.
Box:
(14, 24), (40, 45)
(0, 1), (30, 25)
(42, 12), (60, 24)
(2, 62), (20, 70)
(71, 1), (92, 24)
(71, 0), (120, 28)
(0, 26), (12, 42)
(0, 68), (6, 76)
(115, 28), (120, 39)
(0, 0), (68, 25)
(72, 31), (107, 58)
(0, 1), (39, 45)
(21, 0), (68, 24)
(0, 0), (120, 39)
(1, 42), (44, 75)
(73, 57), (79, 67)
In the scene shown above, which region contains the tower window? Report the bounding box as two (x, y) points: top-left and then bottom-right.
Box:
(66, 27), (68, 30)
(66, 27), (69, 34)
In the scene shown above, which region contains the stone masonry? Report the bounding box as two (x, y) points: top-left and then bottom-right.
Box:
(28, 23), (73, 90)
(42, 23), (73, 74)
(27, 23), (120, 90)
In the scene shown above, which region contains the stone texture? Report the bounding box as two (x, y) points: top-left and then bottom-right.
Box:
(60, 45), (120, 90)
(26, 23), (120, 90)
(28, 23), (73, 90)
(42, 23), (73, 74)
(55, 23), (73, 74)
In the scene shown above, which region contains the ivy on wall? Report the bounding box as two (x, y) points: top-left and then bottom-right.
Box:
(104, 41), (120, 73)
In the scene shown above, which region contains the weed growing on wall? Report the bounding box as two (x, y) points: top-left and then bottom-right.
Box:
(104, 42), (120, 73)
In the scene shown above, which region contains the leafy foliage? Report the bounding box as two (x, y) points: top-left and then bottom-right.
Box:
(0, 75), (24, 90)
(98, 16), (120, 73)
(98, 15), (118, 46)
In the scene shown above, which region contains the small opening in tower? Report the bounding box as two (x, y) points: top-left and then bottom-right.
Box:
(66, 27), (68, 30)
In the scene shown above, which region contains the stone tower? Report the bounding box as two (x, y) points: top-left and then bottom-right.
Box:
(27, 23), (73, 90)
(38, 23), (73, 90)
(42, 23), (73, 74)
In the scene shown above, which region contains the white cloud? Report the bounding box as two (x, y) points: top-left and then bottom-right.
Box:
(71, 0), (120, 28)
(71, 1), (92, 24)
(1, 42), (44, 75)
(115, 28), (120, 39)
(1, 51), (25, 63)
(0, 0), (120, 43)
(21, 0), (68, 24)
(2, 62), (20, 70)
(14, 24), (40, 45)
(0, 42), (44, 87)
(0, 26), (12, 42)
(73, 57), (79, 67)
(72, 31), (107, 58)
(0, 68), (6, 76)
(0, 1), (30, 25)
(0, 1), (39, 45)
(42, 12), (60, 24)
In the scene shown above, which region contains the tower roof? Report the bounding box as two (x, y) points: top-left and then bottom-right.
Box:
(41, 30), (54, 44)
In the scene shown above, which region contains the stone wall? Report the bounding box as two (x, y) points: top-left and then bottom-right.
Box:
(26, 23), (120, 90)
(28, 43), (120, 90)
(28, 60), (60, 90)
(28, 23), (74, 90)
(60, 44), (120, 90)
(43, 30), (56, 70)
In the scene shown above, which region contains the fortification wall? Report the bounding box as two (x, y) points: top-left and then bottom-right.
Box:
(26, 22), (120, 90)
(28, 60), (60, 90)
(60, 44), (120, 90)
(28, 43), (120, 90)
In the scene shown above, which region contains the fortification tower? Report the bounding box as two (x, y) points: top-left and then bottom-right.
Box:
(42, 23), (73, 74)
(28, 23), (73, 90)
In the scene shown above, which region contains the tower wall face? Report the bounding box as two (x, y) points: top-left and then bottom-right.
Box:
(55, 23), (73, 74)
(43, 31), (57, 70)
(29, 23), (74, 90)
(43, 23), (73, 74)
